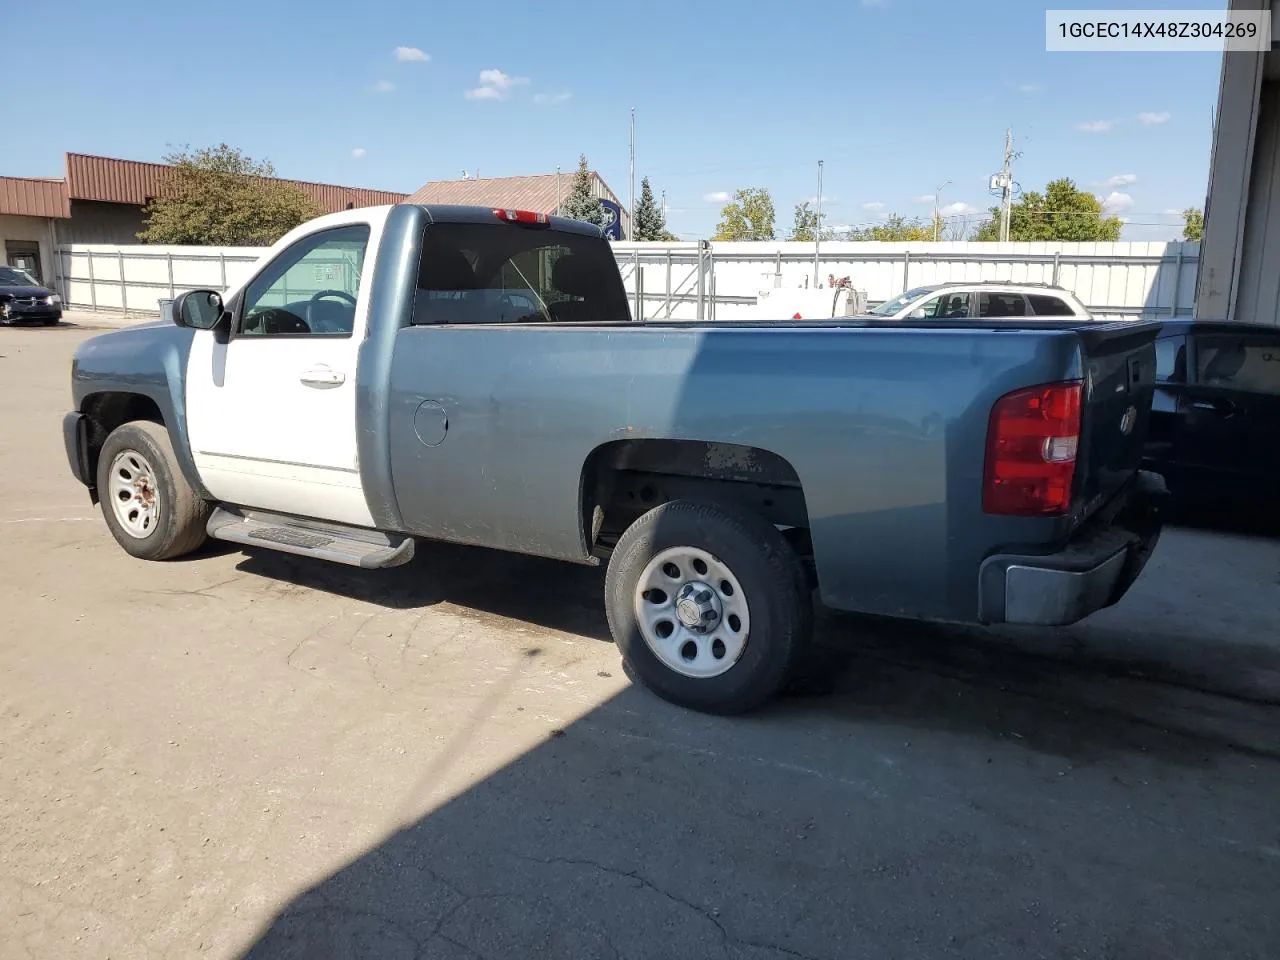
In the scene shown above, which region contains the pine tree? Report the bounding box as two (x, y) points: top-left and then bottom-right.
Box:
(632, 176), (675, 241)
(558, 154), (606, 227)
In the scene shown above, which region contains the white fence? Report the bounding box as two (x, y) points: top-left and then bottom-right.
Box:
(56, 239), (1200, 322)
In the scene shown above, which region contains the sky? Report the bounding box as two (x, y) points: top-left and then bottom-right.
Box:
(9, 0), (1227, 241)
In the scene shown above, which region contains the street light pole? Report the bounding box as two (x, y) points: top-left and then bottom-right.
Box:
(814, 159), (824, 287)
(933, 179), (951, 241)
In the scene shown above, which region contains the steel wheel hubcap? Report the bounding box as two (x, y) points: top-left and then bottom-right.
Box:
(634, 547), (750, 679)
(107, 449), (161, 539)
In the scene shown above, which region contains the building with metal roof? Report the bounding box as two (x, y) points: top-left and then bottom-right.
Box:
(407, 171), (629, 239)
(0, 153), (406, 288)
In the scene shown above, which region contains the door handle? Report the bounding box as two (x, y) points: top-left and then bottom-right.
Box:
(299, 366), (346, 387)
(1190, 398), (1234, 416)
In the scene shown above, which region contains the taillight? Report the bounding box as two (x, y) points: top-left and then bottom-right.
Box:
(493, 208), (548, 225)
(983, 381), (1082, 516)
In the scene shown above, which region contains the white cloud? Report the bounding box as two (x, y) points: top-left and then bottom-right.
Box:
(351, 147), (366, 159)
(1163, 208), (1186, 217)
(1100, 173), (1137, 187)
(830, 224), (853, 232)
(806, 195), (835, 205)
(860, 201), (886, 212)
(1076, 120), (1113, 133)
(1018, 83), (1042, 93)
(940, 201), (978, 216)
(395, 46), (430, 62)
(913, 193), (936, 204)
(703, 191), (731, 203)
(1138, 111), (1171, 125)
(373, 80), (395, 93)
(533, 91), (572, 105)
(1102, 191), (1134, 213)
(465, 69), (530, 101)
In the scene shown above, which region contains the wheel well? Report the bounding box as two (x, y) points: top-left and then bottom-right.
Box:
(80, 392), (166, 489)
(580, 438), (813, 560)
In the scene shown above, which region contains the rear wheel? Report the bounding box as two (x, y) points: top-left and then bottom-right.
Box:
(96, 420), (211, 560)
(605, 499), (812, 714)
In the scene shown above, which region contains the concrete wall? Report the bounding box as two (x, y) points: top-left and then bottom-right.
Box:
(1195, 0), (1274, 323)
(0, 214), (59, 287)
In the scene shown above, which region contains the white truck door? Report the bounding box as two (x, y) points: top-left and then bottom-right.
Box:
(185, 211), (387, 527)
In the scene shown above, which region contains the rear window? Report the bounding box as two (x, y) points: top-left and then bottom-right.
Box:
(1027, 294), (1074, 316)
(412, 223), (630, 325)
(1196, 335), (1280, 395)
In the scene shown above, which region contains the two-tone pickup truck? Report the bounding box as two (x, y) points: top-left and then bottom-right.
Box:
(64, 203), (1167, 713)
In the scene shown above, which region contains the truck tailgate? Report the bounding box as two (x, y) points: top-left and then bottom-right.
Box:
(1074, 323), (1161, 520)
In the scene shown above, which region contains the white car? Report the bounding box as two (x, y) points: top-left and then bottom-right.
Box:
(867, 282), (1092, 321)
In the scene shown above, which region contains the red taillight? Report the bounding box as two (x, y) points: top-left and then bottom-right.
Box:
(492, 208), (548, 224)
(983, 381), (1082, 516)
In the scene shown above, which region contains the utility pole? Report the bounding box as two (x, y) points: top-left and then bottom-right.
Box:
(814, 159), (824, 287)
(999, 127), (1014, 242)
(555, 164), (561, 213)
(661, 190), (667, 223)
(629, 107), (636, 241)
(933, 179), (951, 242)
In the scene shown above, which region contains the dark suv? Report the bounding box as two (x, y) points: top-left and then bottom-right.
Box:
(0, 266), (62, 326)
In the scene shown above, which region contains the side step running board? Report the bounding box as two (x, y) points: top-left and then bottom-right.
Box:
(206, 505), (415, 569)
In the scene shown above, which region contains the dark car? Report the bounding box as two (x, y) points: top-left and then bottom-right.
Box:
(0, 265), (62, 326)
(1146, 319), (1280, 516)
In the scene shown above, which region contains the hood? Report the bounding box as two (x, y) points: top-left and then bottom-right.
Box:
(0, 284), (55, 298)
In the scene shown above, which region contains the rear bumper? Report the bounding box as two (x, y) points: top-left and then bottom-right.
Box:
(978, 470), (1167, 626)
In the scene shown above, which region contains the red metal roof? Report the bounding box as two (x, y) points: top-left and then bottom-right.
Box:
(63, 153), (407, 213)
(406, 171), (621, 213)
(0, 176), (71, 218)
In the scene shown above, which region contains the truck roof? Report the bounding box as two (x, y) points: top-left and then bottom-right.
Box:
(411, 203), (607, 238)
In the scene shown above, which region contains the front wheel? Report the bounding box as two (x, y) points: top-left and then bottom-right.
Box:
(96, 420), (211, 560)
(604, 499), (813, 714)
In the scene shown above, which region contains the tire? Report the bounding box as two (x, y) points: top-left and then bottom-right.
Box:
(96, 420), (211, 560)
(604, 499), (813, 715)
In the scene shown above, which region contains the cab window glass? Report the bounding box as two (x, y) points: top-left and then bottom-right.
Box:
(240, 225), (369, 337)
(1196, 335), (1280, 395)
(1155, 336), (1187, 383)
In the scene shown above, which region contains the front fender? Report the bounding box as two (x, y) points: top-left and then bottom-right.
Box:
(71, 323), (211, 500)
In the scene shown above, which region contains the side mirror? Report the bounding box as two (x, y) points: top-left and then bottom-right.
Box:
(907, 307), (927, 320)
(173, 289), (224, 330)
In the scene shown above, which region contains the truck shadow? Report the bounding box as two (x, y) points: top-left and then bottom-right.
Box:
(232, 641), (1280, 960)
(233, 540), (1280, 766)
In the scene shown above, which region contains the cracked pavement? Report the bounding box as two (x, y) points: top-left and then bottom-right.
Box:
(2, 327), (1279, 959)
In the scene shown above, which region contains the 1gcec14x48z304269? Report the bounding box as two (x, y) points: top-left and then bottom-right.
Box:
(63, 203), (1167, 714)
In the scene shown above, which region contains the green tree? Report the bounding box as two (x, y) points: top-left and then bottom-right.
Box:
(712, 188), (776, 241)
(557, 154), (606, 227)
(137, 143), (322, 246)
(789, 201), (833, 242)
(971, 178), (1123, 242)
(846, 214), (934, 242)
(1181, 207), (1204, 242)
(632, 176), (676, 241)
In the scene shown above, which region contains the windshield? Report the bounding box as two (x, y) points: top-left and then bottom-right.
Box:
(0, 266), (39, 286)
(868, 286), (934, 316)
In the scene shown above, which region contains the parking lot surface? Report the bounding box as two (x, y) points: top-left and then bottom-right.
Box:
(3, 325), (1279, 960)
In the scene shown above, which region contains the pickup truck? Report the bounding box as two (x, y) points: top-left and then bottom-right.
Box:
(64, 203), (1167, 714)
